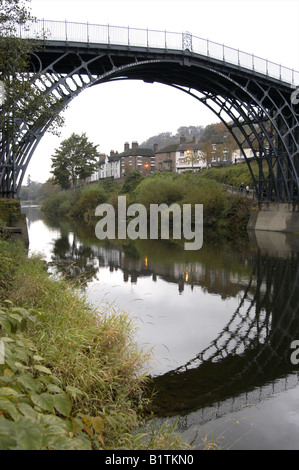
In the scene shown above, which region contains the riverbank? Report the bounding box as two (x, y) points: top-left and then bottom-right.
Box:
(41, 171), (254, 238)
(0, 238), (189, 450)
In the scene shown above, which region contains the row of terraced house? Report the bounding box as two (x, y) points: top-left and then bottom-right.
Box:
(87, 134), (254, 183)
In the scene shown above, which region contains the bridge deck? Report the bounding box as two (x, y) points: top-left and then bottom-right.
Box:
(20, 19), (299, 87)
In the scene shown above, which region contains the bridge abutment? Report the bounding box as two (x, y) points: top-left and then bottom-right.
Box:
(0, 199), (29, 246)
(247, 202), (299, 234)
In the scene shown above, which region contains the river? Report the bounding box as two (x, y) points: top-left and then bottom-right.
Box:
(22, 205), (299, 450)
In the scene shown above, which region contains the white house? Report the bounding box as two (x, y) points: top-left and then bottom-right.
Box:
(99, 155), (108, 179)
(232, 146), (254, 163)
(97, 152), (121, 180)
(107, 153), (121, 179)
(175, 137), (207, 173)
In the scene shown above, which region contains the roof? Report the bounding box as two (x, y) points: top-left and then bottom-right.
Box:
(155, 140), (204, 154)
(155, 143), (180, 154)
(119, 147), (154, 157)
(108, 155), (120, 162)
(178, 142), (203, 151)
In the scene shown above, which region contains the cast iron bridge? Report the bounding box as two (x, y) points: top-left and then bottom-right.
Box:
(0, 19), (299, 200)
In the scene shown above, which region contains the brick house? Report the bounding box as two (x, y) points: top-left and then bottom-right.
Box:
(119, 142), (155, 176)
(154, 142), (179, 172)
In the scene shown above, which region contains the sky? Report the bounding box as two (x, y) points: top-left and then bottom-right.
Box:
(25, 0), (299, 183)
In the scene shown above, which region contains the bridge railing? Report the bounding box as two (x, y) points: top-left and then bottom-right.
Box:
(19, 19), (299, 86)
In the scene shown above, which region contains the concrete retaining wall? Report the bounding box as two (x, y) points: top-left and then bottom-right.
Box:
(247, 203), (299, 233)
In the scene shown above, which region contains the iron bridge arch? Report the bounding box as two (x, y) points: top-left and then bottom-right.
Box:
(0, 20), (298, 200)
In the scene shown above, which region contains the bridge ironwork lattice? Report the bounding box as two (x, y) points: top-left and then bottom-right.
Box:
(0, 19), (299, 200)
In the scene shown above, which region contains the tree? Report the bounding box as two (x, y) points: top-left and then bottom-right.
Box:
(201, 141), (213, 165)
(184, 149), (199, 170)
(51, 133), (100, 190)
(0, 0), (65, 175)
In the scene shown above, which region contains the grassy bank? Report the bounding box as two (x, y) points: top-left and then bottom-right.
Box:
(0, 239), (188, 450)
(200, 161), (259, 188)
(42, 171), (254, 237)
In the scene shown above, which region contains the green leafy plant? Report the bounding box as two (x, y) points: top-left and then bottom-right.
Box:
(0, 302), (94, 450)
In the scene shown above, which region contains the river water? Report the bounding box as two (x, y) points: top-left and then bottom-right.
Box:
(22, 205), (299, 450)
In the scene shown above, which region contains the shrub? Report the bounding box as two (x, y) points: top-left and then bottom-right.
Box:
(220, 194), (253, 232)
(183, 178), (226, 228)
(133, 172), (185, 207)
(42, 191), (76, 219)
(121, 171), (144, 194)
(70, 185), (107, 222)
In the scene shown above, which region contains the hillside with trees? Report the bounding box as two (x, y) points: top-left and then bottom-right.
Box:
(141, 121), (259, 152)
(140, 125), (205, 149)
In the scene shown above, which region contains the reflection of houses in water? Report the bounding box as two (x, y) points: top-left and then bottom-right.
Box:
(91, 243), (257, 299)
(96, 246), (123, 270)
(173, 262), (253, 297)
(50, 229), (262, 301)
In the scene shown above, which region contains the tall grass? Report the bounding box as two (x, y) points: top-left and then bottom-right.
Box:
(0, 240), (189, 449)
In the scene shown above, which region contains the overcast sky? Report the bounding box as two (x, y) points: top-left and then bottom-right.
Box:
(26, 0), (299, 183)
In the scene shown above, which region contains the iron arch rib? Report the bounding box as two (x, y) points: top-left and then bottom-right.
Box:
(0, 38), (298, 201)
(113, 59), (299, 202)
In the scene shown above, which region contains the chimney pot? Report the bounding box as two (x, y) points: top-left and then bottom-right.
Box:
(180, 135), (186, 144)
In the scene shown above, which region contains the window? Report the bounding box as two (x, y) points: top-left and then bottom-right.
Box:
(164, 161), (172, 171)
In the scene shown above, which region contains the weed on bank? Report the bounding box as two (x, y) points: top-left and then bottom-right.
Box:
(0, 239), (188, 450)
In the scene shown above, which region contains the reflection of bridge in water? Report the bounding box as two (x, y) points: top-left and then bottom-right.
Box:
(37, 212), (299, 424)
(148, 239), (299, 423)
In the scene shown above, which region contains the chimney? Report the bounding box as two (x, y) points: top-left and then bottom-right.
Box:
(124, 142), (130, 151)
(132, 141), (139, 149)
(154, 143), (159, 152)
(180, 135), (186, 144)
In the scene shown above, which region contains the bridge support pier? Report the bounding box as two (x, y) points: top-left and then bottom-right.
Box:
(247, 202), (299, 234)
(0, 199), (29, 246)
